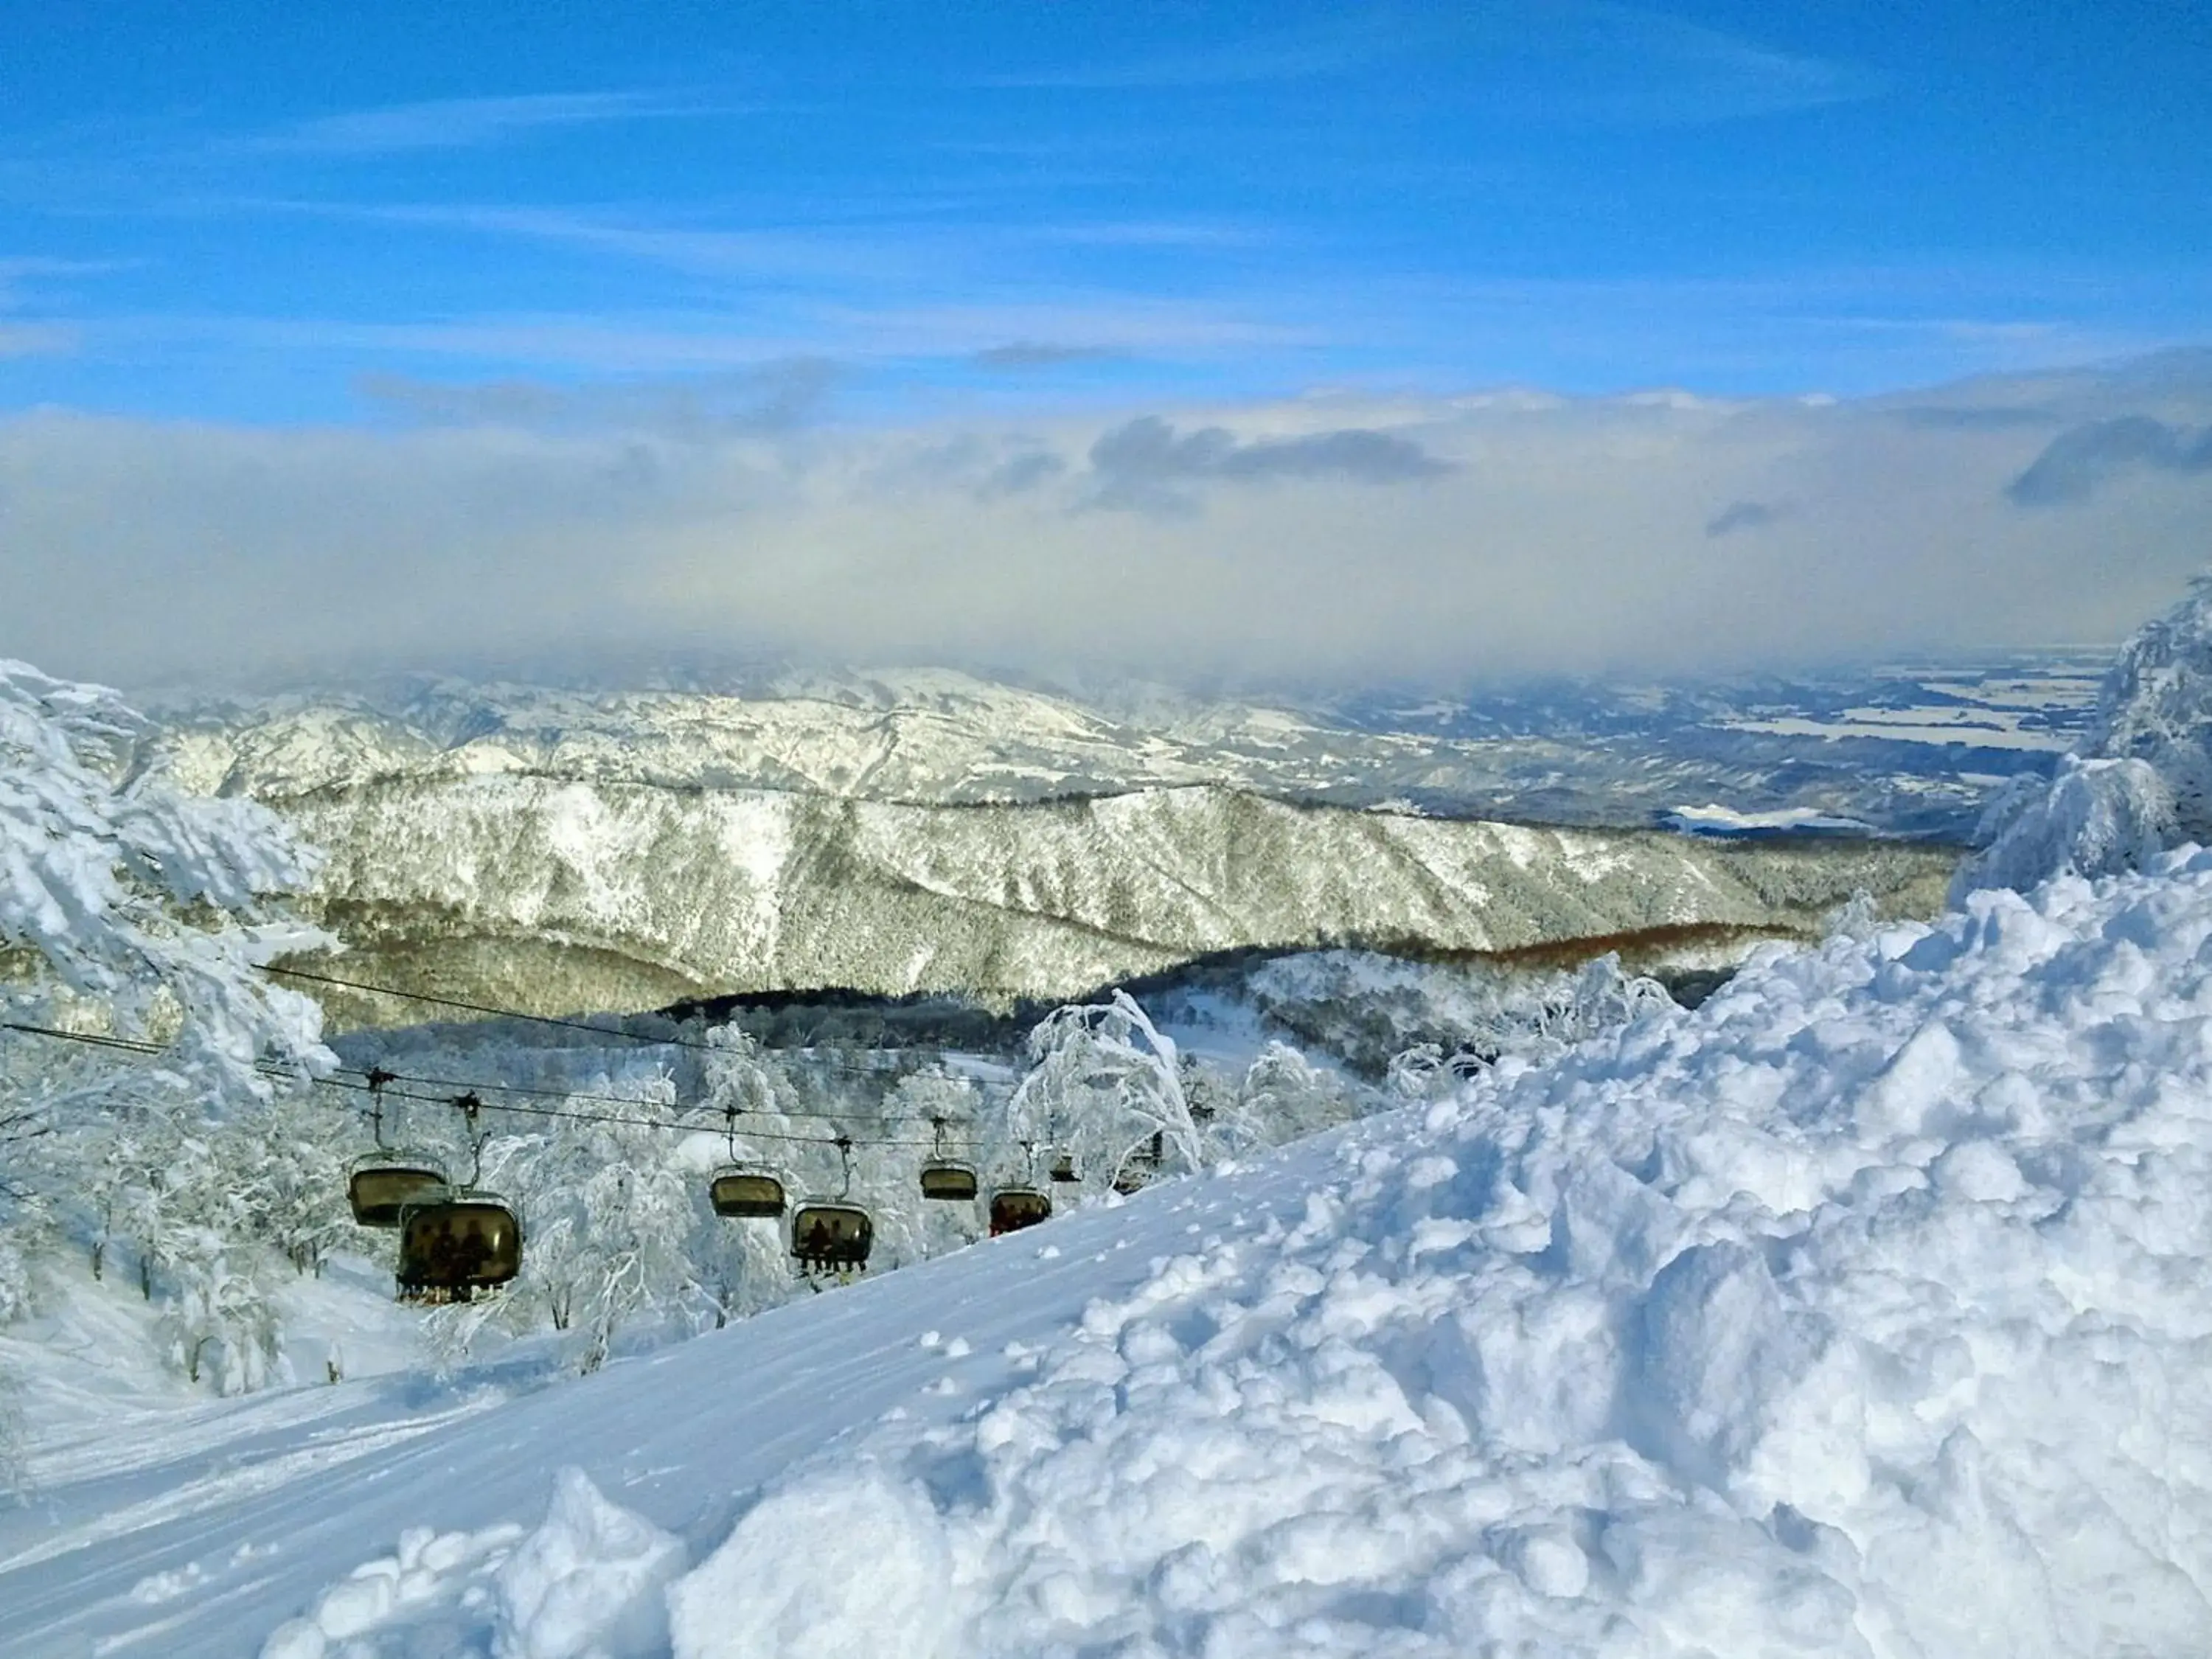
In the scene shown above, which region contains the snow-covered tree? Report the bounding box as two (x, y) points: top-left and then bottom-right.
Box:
(0, 658), (336, 1402)
(158, 1226), (285, 1394)
(0, 658), (331, 1097)
(1959, 571), (2212, 896)
(465, 1079), (703, 1373)
(215, 1093), (353, 1277)
(79, 1108), (204, 1297)
(1220, 1042), (1356, 1152)
(995, 993), (1203, 1199)
(1385, 1042), (1452, 1104)
(1952, 755), (2177, 901)
(2092, 568), (2212, 840)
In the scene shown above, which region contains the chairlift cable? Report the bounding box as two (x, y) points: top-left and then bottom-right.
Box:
(318, 1057), (1008, 1123)
(2, 1017), (994, 1152)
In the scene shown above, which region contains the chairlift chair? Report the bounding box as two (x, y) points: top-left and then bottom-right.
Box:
(710, 1169), (788, 1219)
(396, 1188), (524, 1302)
(393, 1092), (523, 1303)
(349, 1155), (450, 1228)
(347, 1067), (449, 1228)
(1112, 1130), (1166, 1197)
(791, 1135), (874, 1273)
(917, 1116), (978, 1202)
(988, 1186), (1051, 1237)
(709, 1102), (787, 1219)
(1050, 1152), (1079, 1183)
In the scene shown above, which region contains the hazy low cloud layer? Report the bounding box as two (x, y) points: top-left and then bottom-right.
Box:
(6, 354), (2212, 693)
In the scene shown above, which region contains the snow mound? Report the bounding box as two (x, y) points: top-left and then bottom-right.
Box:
(493, 1467), (684, 1659)
(663, 852), (2212, 1656)
(669, 1469), (963, 1659)
(254, 1470), (678, 1659)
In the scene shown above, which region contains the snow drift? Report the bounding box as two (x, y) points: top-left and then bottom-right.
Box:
(647, 855), (2211, 1656)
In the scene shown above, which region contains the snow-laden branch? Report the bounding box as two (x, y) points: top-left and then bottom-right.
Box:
(0, 658), (333, 1101)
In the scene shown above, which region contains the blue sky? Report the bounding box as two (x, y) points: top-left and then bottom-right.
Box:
(4, 0), (2209, 425)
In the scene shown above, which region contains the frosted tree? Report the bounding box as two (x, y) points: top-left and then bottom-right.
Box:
(1386, 1043), (1453, 1104)
(1957, 571), (2212, 896)
(215, 1093), (353, 1277)
(571, 1137), (700, 1374)
(868, 1068), (990, 1262)
(2090, 568), (2212, 839)
(0, 658), (332, 1099)
(473, 1080), (703, 1372)
(684, 1193), (790, 1329)
(158, 1226), (285, 1394)
(79, 1108), (206, 1298)
(996, 993), (1203, 1199)
(1953, 756), (2178, 900)
(684, 1026), (800, 1325)
(1, 658), (333, 1237)
(0, 657), (341, 1408)
(698, 1023), (782, 1122)
(1217, 1043), (1356, 1152)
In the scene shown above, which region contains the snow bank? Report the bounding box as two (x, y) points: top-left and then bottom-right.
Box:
(666, 852), (2212, 1656)
(255, 1469), (676, 1659)
(667, 1469), (964, 1659)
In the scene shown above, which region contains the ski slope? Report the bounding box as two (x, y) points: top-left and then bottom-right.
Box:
(6, 852), (2211, 1655)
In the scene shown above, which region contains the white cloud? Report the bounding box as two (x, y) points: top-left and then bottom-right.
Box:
(4, 357), (2211, 692)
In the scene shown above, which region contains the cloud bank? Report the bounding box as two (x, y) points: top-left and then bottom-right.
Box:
(4, 355), (2212, 692)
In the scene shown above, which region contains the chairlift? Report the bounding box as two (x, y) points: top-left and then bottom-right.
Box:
(709, 1103), (787, 1219)
(1050, 1152), (1079, 1183)
(917, 1115), (978, 1202)
(990, 1139), (1052, 1237)
(711, 1169), (787, 1218)
(989, 1186), (1051, 1236)
(347, 1068), (448, 1228)
(350, 1158), (450, 1227)
(397, 1189), (524, 1301)
(394, 1093), (523, 1302)
(792, 1135), (874, 1273)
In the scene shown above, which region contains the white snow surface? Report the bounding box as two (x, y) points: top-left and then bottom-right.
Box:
(7, 853), (2212, 1655)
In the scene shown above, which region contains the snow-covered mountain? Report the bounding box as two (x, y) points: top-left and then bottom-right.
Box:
(4, 843), (2204, 1657)
(274, 779), (1954, 1023)
(133, 664), (2081, 1022)
(149, 655), (2098, 833)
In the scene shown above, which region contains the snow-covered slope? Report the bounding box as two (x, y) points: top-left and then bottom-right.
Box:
(277, 779), (1955, 1020)
(6, 849), (2205, 1656)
